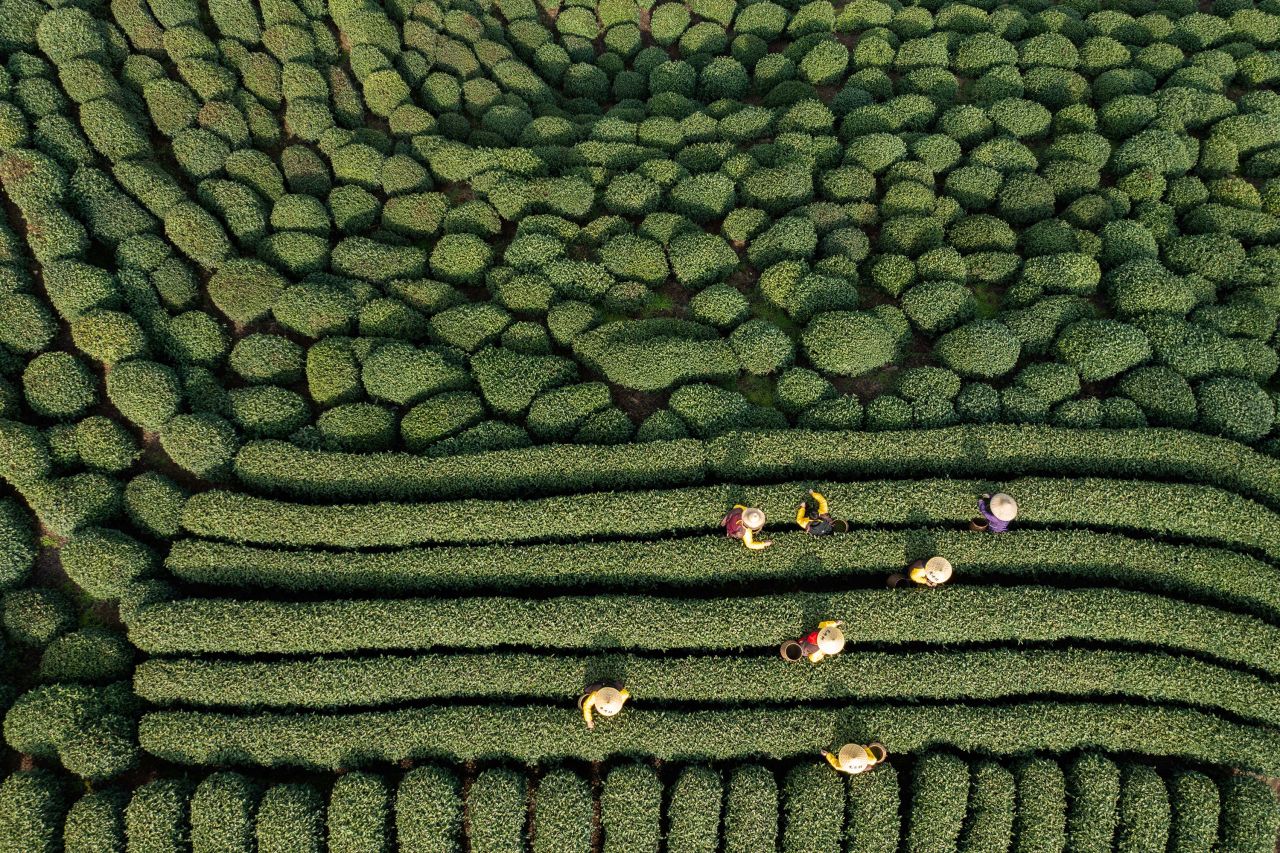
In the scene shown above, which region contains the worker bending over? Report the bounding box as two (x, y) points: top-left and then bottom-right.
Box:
(721, 505), (772, 550)
(887, 556), (953, 588)
(579, 682), (629, 730)
(796, 490), (845, 536)
(781, 620), (845, 663)
(974, 492), (1018, 532)
(823, 742), (889, 775)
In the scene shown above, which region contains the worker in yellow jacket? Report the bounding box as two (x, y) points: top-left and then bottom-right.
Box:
(823, 742), (888, 775)
(721, 504), (772, 550)
(796, 490), (846, 536)
(579, 682), (629, 730)
(887, 556), (953, 588)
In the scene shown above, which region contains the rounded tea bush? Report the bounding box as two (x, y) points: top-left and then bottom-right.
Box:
(23, 352), (97, 420)
(1196, 377), (1274, 442)
(801, 311), (897, 378)
(934, 321), (1022, 379)
(1054, 319), (1152, 382)
(3, 588), (75, 647)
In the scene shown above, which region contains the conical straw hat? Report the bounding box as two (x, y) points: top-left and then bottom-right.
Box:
(925, 556), (953, 584)
(817, 624), (845, 655)
(594, 687), (626, 716)
(837, 744), (872, 773)
(741, 507), (765, 529)
(989, 493), (1018, 521)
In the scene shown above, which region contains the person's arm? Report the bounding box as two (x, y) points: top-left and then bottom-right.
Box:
(796, 503), (810, 528)
(909, 564), (932, 585)
(581, 692), (596, 730)
(618, 688), (630, 705)
(822, 750), (844, 772)
(811, 490), (829, 516)
(817, 620), (842, 629)
(743, 528), (772, 550)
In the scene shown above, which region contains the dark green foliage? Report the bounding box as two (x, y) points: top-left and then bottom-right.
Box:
(907, 752), (969, 853)
(1217, 775), (1279, 853)
(1055, 320), (1151, 382)
(802, 311), (897, 377)
(1066, 753), (1121, 853)
(935, 321), (1021, 379)
(23, 351), (97, 420)
(468, 769), (525, 853)
(6, 684), (139, 781)
(1197, 377), (1275, 442)
(396, 765), (462, 853)
(317, 403), (396, 452)
(0, 771), (64, 853)
(160, 413), (239, 481)
(61, 527), (154, 600)
(574, 320), (736, 392)
(0, 497), (35, 591)
(39, 627), (133, 683)
(123, 473), (186, 540)
(783, 761), (842, 853)
(64, 789), (127, 853)
(3, 587), (74, 646)
(256, 784), (323, 853)
(1119, 367), (1197, 427)
(1116, 765), (1169, 853)
(1014, 759), (1066, 853)
(534, 769), (591, 853)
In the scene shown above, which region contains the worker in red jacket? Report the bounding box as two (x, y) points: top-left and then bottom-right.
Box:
(721, 504), (772, 550)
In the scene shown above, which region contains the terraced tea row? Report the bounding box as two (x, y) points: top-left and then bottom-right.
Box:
(232, 426), (1280, 504)
(128, 586), (1280, 666)
(168, 528), (1280, 616)
(139, 702), (1280, 772)
(182, 476), (1280, 554)
(136, 647), (1280, 727)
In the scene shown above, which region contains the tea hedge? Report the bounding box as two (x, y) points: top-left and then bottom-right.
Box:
(178, 477), (1280, 557)
(127, 587), (1280, 677)
(133, 648), (1280, 728)
(5, 757), (1274, 852)
(666, 765), (722, 853)
(1116, 765), (1171, 853)
(723, 764), (777, 853)
(137, 703), (1280, 773)
(1014, 759), (1068, 853)
(600, 763), (662, 853)
(958, 762), (1015, 853)
(1167, 771), (1219, 853)
(906, 752), (969, 853)
(228, 426), (1280, 509)
(164, 528), (1280, 619)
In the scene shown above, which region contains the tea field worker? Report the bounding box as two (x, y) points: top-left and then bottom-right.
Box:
(795, 490), (848, 536)
(972, 492), (1018, 533)
(579, 682), (629, 731)
(887, 556), (953, 589)
(822, 742), (889, 775)
(803, 620), (846, 663)
(721, 504), (773, 550)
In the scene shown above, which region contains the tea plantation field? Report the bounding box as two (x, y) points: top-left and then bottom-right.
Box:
(2, 0), (1280, 847)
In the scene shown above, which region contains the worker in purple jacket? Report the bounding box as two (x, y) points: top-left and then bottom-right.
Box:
(974, 492), (1018, 532)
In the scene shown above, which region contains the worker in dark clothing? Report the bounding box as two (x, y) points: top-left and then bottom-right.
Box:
(887, 556), (953, 588)
(796, 490), (846, 536)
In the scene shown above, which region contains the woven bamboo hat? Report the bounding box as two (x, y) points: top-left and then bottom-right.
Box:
(740, 507), (766, 530)
(594, 687), (627, 717)
(816, 624), (846, 655)
(925, 556), (953, 584)
(989, 493), (1018, 522)
(837, 744), (873, 773)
